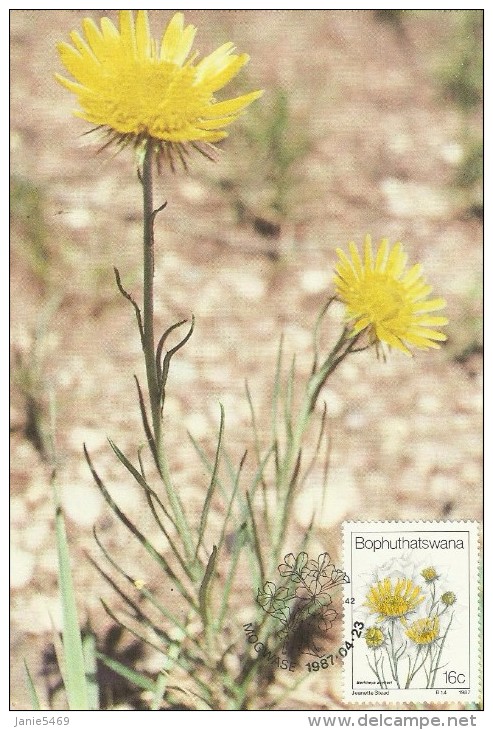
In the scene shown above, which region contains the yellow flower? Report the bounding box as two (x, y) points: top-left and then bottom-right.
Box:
(421, 567), (439, 583)
(333, 235), (448, 356)
(365, 577), (424, 623)
(365, 626), (385, 649)
(441, 591), (457, 606)
(56, 11), (262, 160)
(405, 616), (440, 645)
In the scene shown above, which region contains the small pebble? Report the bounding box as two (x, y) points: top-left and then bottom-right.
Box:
(10, 546), (35, 589)
(61, 482), (104, 527)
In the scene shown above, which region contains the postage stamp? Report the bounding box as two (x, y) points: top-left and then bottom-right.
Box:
(342, 521), (481, 704)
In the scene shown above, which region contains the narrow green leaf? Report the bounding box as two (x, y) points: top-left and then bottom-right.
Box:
(159, 316), (195, 407)
(218, 523), (247, 629)
(133, 375), (158, 469)
(276, 449), (302, 546)
(245, 381), (273, 527)
(98, 601), (212, 703)
(113, 266), (144, 346)
(82, 632), (100, 710)
(245, 380), (264, 474)
(195, 406), (224, 559)
(222, 444), (240, 490)
(187, 431), (229, 502)
(284, 354), (296, 441)
(151, 633), (187, 711)
(49, 614), (68, 694)
(151, 671), (169, 711)
(299, 400), (328, 490)
(271, 334), (284, 444)
(155, 318), (188, 385)
(216, 450), (247, 556)
(99, 599), (166, 659)
(91, 532), (202, 655)
(245, 492), (265, 586)
(85, 446), (198, 612)
(23, 660), (41, 710)
(96, 651), (155, 692)
(248, 445), (275, 533)
(312, 297), (335, 374)
(199, 545), (218, 625)
(52, 476), (89, 710)
(107, 438), (194, 580)
(168, 685), (214, 710)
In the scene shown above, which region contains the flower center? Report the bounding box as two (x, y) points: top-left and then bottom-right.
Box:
(97, 59), (209, 137)
(359, 273), (408, 324)
(381, 595), (408, 617)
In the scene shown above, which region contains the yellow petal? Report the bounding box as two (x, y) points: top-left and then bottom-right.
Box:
(100, 17), (120, 42)
(161, 12), (198, 65)
(203, 90), (263, 119)
(349, 241), (363, 277)
(135, 10), (151, 59)
(375, 239), (389, 272)
(407, 327), (447, 341)
(363, 234), (374, 271)
(412, 297), (447, 313)
(82, 18), (105, 56)
(402, 262), (423, 287)
(376, 325), (411, 355)
(387, 242), (406, 278)
(404, 333), (442, 349)
(413, 315), (449, 326)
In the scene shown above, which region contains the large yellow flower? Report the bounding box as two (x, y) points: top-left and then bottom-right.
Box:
(56, 11), (262, 158)
(365, 577), (424, 623)
(405, 616), (440, 645)
(334, 235), (448, 356)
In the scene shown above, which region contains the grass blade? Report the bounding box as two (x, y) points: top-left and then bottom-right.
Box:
(195, 405), (224, 559)
(199, 545), (218, 625)
(96, 651), (156, 692)
(23, 659), (41, 710)
(245, 492), (265, 586)
(218, 523), (247, 629)
(271, 334), (284, 445)
(82, 631), (100, 710)
(85, 445), (198, 612)
(52, 474), (89, 710)
(107, 438), (194, 578)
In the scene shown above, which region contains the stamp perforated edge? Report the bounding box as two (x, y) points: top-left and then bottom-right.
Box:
(341, 520), (482, 706)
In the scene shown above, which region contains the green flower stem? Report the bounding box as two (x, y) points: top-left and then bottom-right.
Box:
(141, 144), (195, 564)
(142, 146), (160, 437)
(405, 645), (430, 689)
(270, 328), (358, 567)
(430, 612), (454, 688)
(387, 621), (402, 689)
(366, 651), (387, 689)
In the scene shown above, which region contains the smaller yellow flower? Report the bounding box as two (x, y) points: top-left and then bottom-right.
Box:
(365, 626), (385, 649)
(441, 591), (457, 606)
(333, 235), (448, 356)
(406, 616), (440, 645)
(365, 577), (424, 623)
(134, 579), (147, 590)
(421, 567), (439, 583)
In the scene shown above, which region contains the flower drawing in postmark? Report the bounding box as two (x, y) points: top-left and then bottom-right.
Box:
(256, 551), (350, 660)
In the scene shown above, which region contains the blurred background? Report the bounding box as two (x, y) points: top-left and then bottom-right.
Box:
(10, 10), (482, 709)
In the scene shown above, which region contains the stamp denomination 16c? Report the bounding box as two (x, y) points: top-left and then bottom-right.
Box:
(342, 521), (480, 704)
